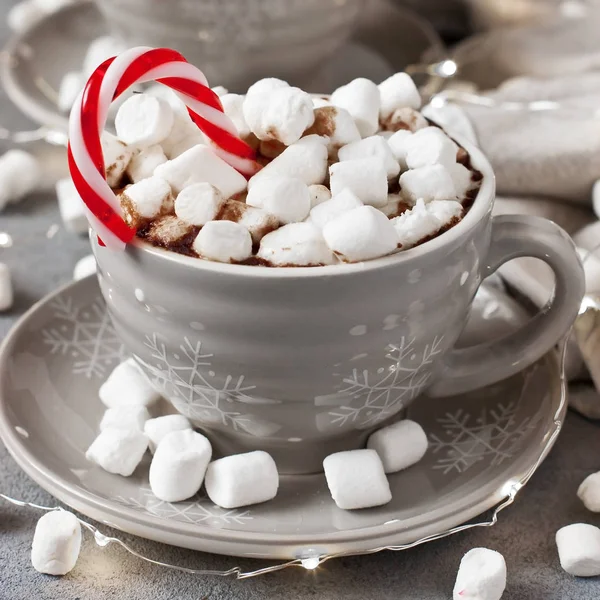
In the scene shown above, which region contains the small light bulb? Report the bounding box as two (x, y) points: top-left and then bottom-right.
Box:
(301, 556), (320, 570)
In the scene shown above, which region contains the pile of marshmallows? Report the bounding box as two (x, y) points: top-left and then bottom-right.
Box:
(99, 72), (476, 266)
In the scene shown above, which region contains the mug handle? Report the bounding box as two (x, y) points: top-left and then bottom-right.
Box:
(427, 214), (585, 397)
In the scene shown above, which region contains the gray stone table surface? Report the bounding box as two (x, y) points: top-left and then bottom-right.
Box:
(2, 2), (600, 598)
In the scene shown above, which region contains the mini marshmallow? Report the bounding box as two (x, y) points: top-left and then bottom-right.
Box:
(126, 145), (168, 183)
(329, 157), (388, 207)
(304, 106), (361, 154)
(73, 254), (97, 281)
(257, 222), (335, 266)
(248, 135), (328, 188)
(145, 216), (194, 246)
(31, 511), (81, 576)
(399, 164), (457, 203)
(378, 72), (421, 120)
(338, 135), (400, 179)
(158, 111), (206, 159)
(220, 93), (251, 139)
(57, 71), (84, 113)
(246, 78), (289, 97)
(7, 0), (42, 33)
(56, 177), (87, 233)
(218, 200), (279, 244)
(120, 176), (172, 228)
(193, 220), (252, 263)
(330, 78), (380, 138)
(115, 93), (175, 148)
(99, 358), (161, 408)
(323, 449), (391, 510)
(174, 182), (224, 226)
(86, 428), (148, 476)
(243, 85), (314, 145)
(144, 414), (191, 453)
(380, 193), (410, 218)
(312, 96), (332, 109)
(308, 184), (332, 208)
(205, 450), (279, 509)
(83, 36), (126, 77)
(101, 132), (132, 188)
(149, 429), (212, 502)
(367, 419), (428, 474)
(308, 188), (363, 230)
(405, 127), (457, 170)
(387, 129), (413, 170)
(246, 176), (310, 224)
(453, 548), (507, 600)
(0, 263), (13, 312)
(384, 107), (428, 132)
(448, 162), (472, 199)
(211, 85), (228, 97)
(556, 523), (600, 577)
(154, 145), (247, 197)
(323, 205), (398, 262)
(578, 472), (600, 512)
(0, 150), (41, 210)
(99, 405), (150, 432)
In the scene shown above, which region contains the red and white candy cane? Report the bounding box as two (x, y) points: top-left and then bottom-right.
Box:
(68, 46), (258, 250)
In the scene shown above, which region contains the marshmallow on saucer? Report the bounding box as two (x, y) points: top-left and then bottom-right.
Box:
(144, 414), (191, 453)
(149, 429), (212, 502)
(453, 548), (507, 600)
(0, 150), (41, 211)
(126, 145), (168, 183)
(367, 419), (428, 474)
(99, 358), (161, 408)
(246, 176), (311, 224)
(579, 472), (600, 512)
(556, 523), (600, 577)
(0, 263), (13, 312)
(308, 184), (332, 208)
(378, 72), (421, 120)
(120, 176), (172, 228)
(305, 106), (361, 155)
(145, 216), (194, 247)
(86, 428), (149, 476)
(73, 254), (97, 281)
(101, 132), (132, 188)
(249, 135), (328, 188)
(154, 145), (247, 198)
(99, 405), (150, 432)
(384, 107), (428, 133)
(405, 127), (457, 170)
(56, 177), (87, 234)
(193, 220), (252, 263)
(323, 449), (391, 510)
(331, 78), (380, 138)
(257, 222), (335, 266)
(220, 93), (251, 139)
(399, 164), (458, 204)
(31, 511), (81, 576)
(338, 135), (400, 179)
(218, 200), (279, 244)
(57, 71), (84, 113)
(308, 188), (363, 230)
(205, 450), (279, 509)
(322, 205), (398, 262)
(115, 93), (174, 148)
(329, 157), (388, 207)
(175, 182), (224, 226)
(387, 129), (413, 170)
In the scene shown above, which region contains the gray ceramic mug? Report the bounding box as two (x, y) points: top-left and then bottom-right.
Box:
(93, 140), (584, 474)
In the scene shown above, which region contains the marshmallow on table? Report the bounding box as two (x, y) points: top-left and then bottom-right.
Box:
(257, 222), (335, 266)
(330, 78), (380, 138)
(73, 254), (97, 281)
(205, 450), (279, 509)
(7, 0), (42, 33)
(367, 419), (428, 474)
(249, 135), (328, 188)
(174, 182), (224, 226)
(144, 414), (191, 453)
(329, 157), (388, 207)
(304, 106), (361, 155)
(115, 93), (175, 148)
(556, 523), (600, 577)
(0, 150), (41, 210)
(145, 216), (194, 247)
(308, 184), (332, 208)
(99, 405), (150, 432)
(86, 428), (149, 476)
(378, 72), (422, 120)
(149, 429), (212, 502)
(101, 132), (132, 188)
(453, 548), (507, 600)
(578, 472), (600, 512)
(323, 449), (391, 510)
(338, 135), (400, 179)
(400, 164), (458, 204)
(384, 107), (428, 132)
(0, 263), (13, 312)
(405, 127), (457, 170)
(119, 176), (172, 228)
(323, 205), (398, 262)
(220, 94), (251, 139)
(154, 145), (247, 198)
(218, 200), (279, 244)
(193, 220), (252, 263)
(246, 176), (311, 224)
(448, 163), (472, 199)
(31, 511), (81, 576)
(308, 188), (363, 230)
(56, 177), (87, 234)
(99, 358), (161, 408)
(126, 145), (168, 183)
(57, 71), (84, 113)
(387, 129), (413, 170)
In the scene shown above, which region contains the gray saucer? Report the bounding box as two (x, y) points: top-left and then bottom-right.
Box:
(0, 277), (565, 560)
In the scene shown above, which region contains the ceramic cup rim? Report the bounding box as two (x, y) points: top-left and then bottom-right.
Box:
(129, 135), (495, 278)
